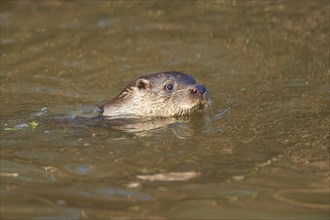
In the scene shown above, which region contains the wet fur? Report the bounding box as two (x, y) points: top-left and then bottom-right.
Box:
(101, 71), (209, 118)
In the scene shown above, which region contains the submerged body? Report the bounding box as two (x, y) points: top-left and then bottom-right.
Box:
(101, 71), (209, 118)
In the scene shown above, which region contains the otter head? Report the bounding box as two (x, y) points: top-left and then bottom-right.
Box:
(101, 71), (209, 118)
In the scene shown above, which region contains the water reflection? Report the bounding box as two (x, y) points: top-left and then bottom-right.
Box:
(102, 117), (195, 137)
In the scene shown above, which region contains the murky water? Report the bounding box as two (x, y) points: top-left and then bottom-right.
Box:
(1, 1), (329, 219)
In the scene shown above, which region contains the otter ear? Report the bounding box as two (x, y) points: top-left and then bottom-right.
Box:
(135, 78), (150, 90)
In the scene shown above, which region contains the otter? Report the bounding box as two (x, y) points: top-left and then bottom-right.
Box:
(101, 71), (209, 118)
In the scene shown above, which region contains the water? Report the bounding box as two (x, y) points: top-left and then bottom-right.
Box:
(1, 1), (329, 219)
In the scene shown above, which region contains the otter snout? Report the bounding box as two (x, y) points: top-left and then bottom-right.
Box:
(190, 84), (207, 96)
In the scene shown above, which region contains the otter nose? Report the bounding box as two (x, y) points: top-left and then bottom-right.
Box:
(190, 84), (207, 96)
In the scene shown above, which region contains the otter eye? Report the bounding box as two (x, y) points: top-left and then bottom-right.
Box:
(165, 83), (174, 91)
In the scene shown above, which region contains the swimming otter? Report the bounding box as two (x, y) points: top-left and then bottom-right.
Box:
(101, 71), (209, 118)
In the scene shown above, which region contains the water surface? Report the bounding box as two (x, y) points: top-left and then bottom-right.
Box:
(1, 1), (329, 219)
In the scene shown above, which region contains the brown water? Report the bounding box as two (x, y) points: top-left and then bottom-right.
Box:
(1, 1), (329, 219)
